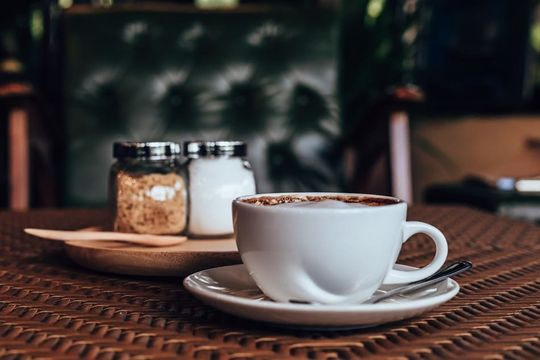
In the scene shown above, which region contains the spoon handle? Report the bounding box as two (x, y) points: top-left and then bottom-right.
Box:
(366, 260), (472, 304)
(24, 228), (188, 247)
(414, 260), (472, 284)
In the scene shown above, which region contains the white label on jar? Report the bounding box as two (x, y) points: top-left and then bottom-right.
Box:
(146, 185), (176, 202)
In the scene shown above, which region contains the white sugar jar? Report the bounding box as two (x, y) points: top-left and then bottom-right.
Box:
(184, 141), (256, 238)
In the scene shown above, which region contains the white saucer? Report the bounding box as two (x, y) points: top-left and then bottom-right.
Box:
(183, 264), (460, 329)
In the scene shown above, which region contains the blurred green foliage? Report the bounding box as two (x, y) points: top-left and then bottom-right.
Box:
(339, 0), (411, 131)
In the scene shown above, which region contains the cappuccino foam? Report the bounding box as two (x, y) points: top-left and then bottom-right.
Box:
(274, 199), (369, 209)
(241, 195), (399, 207)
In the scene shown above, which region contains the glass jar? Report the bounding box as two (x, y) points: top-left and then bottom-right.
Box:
(108, 142), (187, 235)
(184, 141), (256, 238)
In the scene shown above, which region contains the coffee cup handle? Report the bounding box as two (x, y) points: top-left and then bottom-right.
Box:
(382, 221), (448, 285)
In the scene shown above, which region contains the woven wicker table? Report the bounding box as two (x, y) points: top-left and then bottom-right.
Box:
(0, 206), (539, 359)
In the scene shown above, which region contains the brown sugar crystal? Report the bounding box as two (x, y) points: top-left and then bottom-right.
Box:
(114, 171), (187, 234)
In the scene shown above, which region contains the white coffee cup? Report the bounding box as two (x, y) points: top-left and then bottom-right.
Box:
(232, 192), (448, 304)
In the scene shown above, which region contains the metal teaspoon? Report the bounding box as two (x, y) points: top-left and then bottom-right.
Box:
(364, 260), (472, 304)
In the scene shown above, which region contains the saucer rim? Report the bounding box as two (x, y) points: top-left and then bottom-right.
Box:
(183, 263), (460, 313)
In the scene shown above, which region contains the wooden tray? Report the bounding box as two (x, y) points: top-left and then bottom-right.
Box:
(64, 237), (240, 277)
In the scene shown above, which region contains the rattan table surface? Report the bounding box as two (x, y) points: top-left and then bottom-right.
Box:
(0, 206), (539, 360)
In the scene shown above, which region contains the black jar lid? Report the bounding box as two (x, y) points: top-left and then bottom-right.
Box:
(113, 142), (182, 160)
(183, 141), (247, 158)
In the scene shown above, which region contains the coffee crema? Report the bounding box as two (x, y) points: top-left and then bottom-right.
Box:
(241, 195), (399, 207)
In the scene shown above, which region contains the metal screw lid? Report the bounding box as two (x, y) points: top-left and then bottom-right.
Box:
(183, 141), (247, 158)
(113, 142), (182, 160)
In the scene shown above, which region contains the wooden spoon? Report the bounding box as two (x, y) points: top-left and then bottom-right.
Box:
(24, 228), (188, 247)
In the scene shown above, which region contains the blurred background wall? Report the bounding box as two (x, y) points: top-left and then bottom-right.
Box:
(2, 0), (540, 221)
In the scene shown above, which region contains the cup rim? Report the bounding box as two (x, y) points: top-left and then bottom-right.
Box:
(233, 192), (406, 212)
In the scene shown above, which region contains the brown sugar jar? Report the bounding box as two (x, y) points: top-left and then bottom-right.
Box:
(108, 142), (187, 235)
